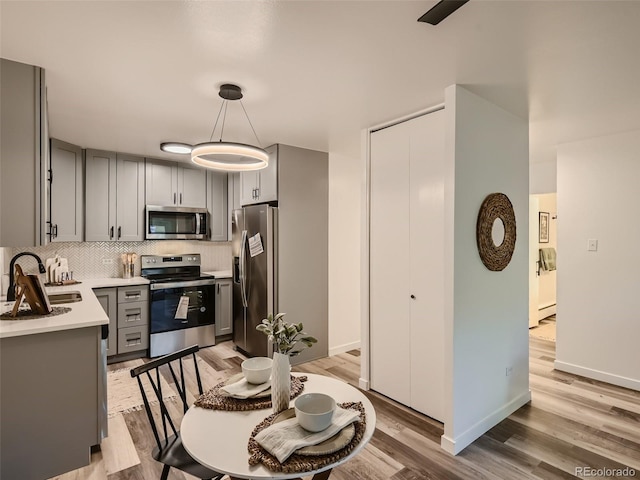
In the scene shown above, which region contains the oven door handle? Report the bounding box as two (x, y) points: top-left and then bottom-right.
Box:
(150, 279), (216, 290)
(240, 229), (248, 308)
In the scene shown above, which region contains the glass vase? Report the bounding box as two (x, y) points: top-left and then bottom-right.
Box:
(271, 351), (291, 414)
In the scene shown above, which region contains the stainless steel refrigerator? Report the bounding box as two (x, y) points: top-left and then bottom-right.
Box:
(231, 144), (329, 364)
(232, 205), (278, 357)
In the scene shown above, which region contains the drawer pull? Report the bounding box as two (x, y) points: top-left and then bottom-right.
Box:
(125, 335), (142, 347)
(125, 293), (141, 299)
(126, 314), (142, 322)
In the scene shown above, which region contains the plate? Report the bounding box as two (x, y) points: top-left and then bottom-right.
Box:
(219, 373), (272, 399)
(272, 408), (355, 456)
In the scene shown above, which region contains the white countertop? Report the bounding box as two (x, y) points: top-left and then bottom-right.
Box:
(79, 276), (150, 288)
(202, 270), (232, 279)
(0, 277), (149, 339)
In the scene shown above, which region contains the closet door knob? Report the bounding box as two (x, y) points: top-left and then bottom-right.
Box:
(410, 294), (416, 299)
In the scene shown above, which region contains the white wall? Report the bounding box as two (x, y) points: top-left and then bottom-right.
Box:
(555, 130), (640, 391)
(328, 147), (362, 356)
(441, 85), (531, 454)
(530, 160), (557, 194)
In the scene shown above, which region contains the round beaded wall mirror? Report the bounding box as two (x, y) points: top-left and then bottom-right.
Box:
(476, 193), (516, 271)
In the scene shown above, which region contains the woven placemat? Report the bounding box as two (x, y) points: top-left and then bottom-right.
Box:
(247, 401), (366, 473)
(194, 375), (307, 411)
(0, 306), (72, 320)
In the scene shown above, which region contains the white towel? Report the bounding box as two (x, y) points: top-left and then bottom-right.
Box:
(220, 378), (271, 399)
(255, 406), (360, 463)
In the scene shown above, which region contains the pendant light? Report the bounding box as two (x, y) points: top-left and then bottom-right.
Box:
(159, 84), (268, 171)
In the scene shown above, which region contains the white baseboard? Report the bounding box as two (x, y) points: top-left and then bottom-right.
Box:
(537, 304), (556, 321)
(329, 340), (361, 357)
(359, 378), (370, 390)
(554, 360), (640, 391)
(440, 390), (532, 455)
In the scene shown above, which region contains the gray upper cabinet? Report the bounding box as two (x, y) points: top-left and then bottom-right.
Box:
(49, 139), (83, 242)
(144, 159), (177, 206)
(179, 165), (207, 208)
(240, 144), (278, 205)
(85, 150), (144, 242)
(207, 171), (228, 241)
(0, 59), (47, 247)
(116, 154), (146, 241)
(145, 159), (207, 208)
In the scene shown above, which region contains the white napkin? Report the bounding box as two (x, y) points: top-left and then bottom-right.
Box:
(255, 406), (360, 463)
(220, 377), (271, 399)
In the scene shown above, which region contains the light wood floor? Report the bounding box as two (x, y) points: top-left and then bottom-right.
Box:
(50, 337), (640, 480)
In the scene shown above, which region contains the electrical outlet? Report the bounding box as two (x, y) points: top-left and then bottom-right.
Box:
(102, 258), (114, 265)
(588, 239), (598, 251)
(505, 366), (513, 377)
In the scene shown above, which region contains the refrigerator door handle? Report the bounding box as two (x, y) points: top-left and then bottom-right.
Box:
(240, 229), (249, 308)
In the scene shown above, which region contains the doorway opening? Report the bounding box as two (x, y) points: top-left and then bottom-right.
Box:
(529, 193), (557, 342)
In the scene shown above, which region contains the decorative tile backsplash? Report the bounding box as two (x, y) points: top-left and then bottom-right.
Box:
(2, 241), (232, 280)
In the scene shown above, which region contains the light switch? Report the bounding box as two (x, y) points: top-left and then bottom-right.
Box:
(588, 239), (598, 251)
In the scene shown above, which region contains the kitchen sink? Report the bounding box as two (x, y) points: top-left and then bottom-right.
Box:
(48, 291), (82, 305)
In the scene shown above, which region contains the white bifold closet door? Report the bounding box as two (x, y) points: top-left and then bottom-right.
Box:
(370, 109), (445, 422)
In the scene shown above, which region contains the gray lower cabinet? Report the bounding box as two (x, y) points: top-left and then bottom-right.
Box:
(94, 285), (148, 358)
(207, 170), (228, 241)
(215, 278), (233, 336)
(117, 285), (149, 355)
(0, 326), (103, 479)
(85, 150), (145, 242)
(49, 138), (84, 242)
(94, 287), (117, 356)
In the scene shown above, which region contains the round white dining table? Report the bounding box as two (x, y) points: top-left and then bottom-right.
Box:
(181, 373), (376, 480)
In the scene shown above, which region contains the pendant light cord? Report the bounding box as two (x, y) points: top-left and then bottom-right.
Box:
(207, 92), (261, 146)
(239, 99), (262, 147)
(208, 100), (227, 142)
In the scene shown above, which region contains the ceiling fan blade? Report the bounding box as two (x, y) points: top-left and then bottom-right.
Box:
(418, 0), (470, 25)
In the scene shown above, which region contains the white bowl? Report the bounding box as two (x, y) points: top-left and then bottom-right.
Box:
(241, 357), (273, 384)
(294, 393), (336, 432)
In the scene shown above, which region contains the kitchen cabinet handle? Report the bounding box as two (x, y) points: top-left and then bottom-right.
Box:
(209, 228), (212, 240)
(174, 193), (177, 204)
(110, 226), (114, 239)
(126, 336), (142, 347)
(53, 224), (58, 239)
(117, 226), (122, 239)
(180, 193), (183, 204)
(217, 283), (220, 294)
(125, 293), (141, 299)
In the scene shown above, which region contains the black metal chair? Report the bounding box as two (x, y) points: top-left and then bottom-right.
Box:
(130, 345), (225, 480)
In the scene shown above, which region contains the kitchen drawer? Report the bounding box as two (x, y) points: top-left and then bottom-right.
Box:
(117, 301), (148, 328)
(118, 286), (148, 303)
(118, 325), (149, 353)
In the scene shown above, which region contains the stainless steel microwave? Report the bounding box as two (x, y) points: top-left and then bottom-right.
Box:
(145, 205), (208, 240)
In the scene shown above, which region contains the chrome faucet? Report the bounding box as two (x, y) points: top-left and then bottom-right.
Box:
(7, 252), (47, 301)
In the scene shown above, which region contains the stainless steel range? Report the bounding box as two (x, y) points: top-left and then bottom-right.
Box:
(141, 254), (216, 357)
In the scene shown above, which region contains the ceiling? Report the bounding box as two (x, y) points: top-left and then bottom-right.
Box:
(2, 1), (640, 166)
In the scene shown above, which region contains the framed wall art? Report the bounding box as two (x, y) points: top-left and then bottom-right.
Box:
(539, 212), (549, 243)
